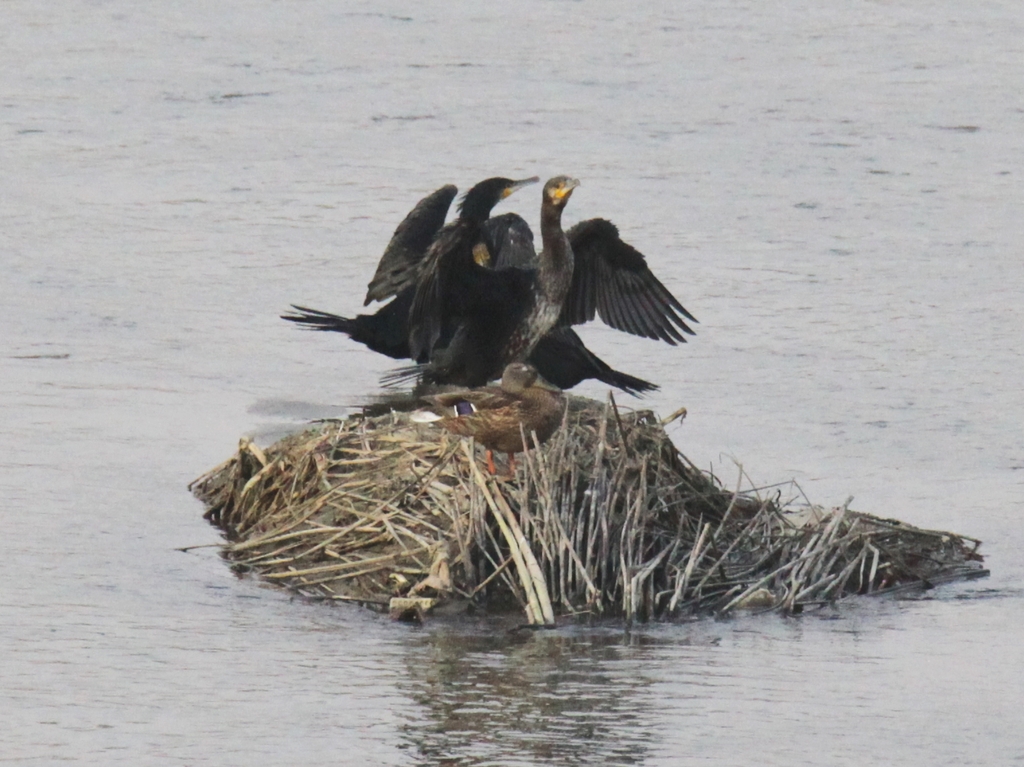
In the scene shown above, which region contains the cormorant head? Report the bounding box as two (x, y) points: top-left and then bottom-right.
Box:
(542, 176), (580, 210)
(458, 176), (539, 223)
(500, 362), (539, 393)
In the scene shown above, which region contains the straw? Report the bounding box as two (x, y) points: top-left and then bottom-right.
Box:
(190, 395), (988, 622)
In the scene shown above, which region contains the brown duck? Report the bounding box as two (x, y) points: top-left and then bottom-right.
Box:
(411, 362), (565, 474)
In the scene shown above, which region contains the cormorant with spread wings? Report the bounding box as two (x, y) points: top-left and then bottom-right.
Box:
(284, 176), (661, 395)
(401, 175), (696, 388)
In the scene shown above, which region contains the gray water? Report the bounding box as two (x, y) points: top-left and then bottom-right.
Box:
(3, 1), (1023, 764)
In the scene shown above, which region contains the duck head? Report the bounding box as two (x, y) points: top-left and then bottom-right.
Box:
(500, 362), (540, 393)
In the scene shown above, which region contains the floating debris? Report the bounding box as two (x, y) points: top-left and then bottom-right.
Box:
(190, 396), (987, 624)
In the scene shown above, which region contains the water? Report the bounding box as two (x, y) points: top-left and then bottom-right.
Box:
(2, 0), (1022, 763)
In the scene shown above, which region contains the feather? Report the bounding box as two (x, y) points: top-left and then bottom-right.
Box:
(410, 410), (443, 423)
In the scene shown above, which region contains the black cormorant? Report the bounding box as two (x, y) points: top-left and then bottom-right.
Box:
(403, 176), (696, 388)
(283, 176), (659, 394)
(367, 176), (538, 305)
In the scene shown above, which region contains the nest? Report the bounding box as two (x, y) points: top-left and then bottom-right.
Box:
(190, 396), (987, 623)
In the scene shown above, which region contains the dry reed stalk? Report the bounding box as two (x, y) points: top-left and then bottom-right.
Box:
(190, 395), (988, 622)
(462, 441), (554, 625)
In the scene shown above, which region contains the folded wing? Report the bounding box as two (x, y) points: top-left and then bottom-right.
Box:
(409, 225), (534, 362)
(485, 213), (537, 269)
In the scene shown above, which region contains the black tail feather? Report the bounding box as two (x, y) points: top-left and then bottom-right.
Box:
(282, 296), (412, 360)
(528, 328), (658, 396)
(286, 308), (660, 396)
(587, 367), (659, 396)
(379, 364), (425, 389)
(380, 328), (659, 397)
(282, 305), (357, 334)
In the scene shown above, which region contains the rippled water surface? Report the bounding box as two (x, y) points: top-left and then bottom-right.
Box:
(3, 1), (1023, 764)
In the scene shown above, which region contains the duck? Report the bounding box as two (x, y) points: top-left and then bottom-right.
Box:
(411, 362), (565, 474)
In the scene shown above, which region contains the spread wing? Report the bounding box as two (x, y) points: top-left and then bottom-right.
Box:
(364, 184), (458, 305)
(407, 222), (473, 360)
(559, 218), (697, 344)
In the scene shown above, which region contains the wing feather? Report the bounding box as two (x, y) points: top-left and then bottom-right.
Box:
(365, 184), (457, 305)
(610, 266), (678, 342)
(486, 213), (537, 269)
(560, 218), (696, 343)
(608, 262), (660, 339)
(407, 223), (463, 359)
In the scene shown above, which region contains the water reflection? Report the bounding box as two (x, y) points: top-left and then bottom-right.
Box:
(4, 0), (1023, 762)
(399, 627), (669, 766)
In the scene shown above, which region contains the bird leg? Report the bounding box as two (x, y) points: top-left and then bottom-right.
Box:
(486, 449), (497, 475)
(507, 453), (517, 474)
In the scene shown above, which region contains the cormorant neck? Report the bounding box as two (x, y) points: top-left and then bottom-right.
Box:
(539, 202), (569, 270)
(459, 199), (494, 224)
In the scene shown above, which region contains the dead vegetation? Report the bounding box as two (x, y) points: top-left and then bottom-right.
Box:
(190, 396), (987, 623)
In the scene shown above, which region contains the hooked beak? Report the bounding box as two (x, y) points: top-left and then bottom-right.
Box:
(501, 176), (541, 198)
(554, 177), (580, 200)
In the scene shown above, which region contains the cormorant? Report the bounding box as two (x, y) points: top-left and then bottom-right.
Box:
(403, 176), (696, 388)
(283, 176), (536, 362)
(369, 176), (538, 305)
(283, 177), (659, 394)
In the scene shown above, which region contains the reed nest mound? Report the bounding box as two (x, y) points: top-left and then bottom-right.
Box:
(190, 396), (987, 624)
